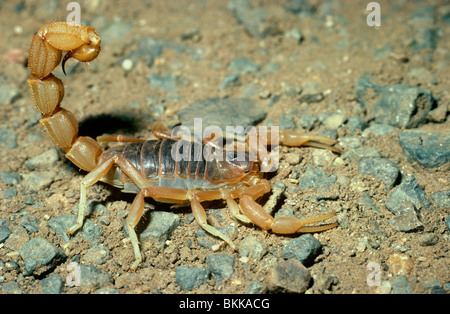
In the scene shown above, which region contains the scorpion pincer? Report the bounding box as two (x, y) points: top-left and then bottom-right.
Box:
(27, 22), (339, 270)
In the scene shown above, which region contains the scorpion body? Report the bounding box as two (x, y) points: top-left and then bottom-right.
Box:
(27, 22), (339, 270)
(100, 139), (255, 194)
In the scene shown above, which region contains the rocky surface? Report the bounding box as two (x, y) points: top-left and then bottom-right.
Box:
(0, 0), (448, 295)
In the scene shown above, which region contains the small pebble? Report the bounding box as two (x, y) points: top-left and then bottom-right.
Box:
(25, 148), (59, 171)
(388, 206), (423, 232)
(176, 266), (209, 291)
(1, 281), (22, 294)
(21, 171), (57, 191)
(267, 259), (311, 293)
(206, 253), (235, 282)
(390, 276), (414, 294)
(19, 237), (66, 276)
(79, 265), (113, 289)
(0, 226), (12, 243)
(239, 236), (268, 261)
(281, 234), (322, 266)
(41, 274), (64, 294)
(419, 233), (439, 246)
(121, 58), (134, 71)
(0, 171), (22, 186)
(386, 253), (414, 276)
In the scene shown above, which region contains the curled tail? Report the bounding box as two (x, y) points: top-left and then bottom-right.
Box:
(27, 22), (103, 171)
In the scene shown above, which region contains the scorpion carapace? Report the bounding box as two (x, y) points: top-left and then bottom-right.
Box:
(27, 22), (339, 270)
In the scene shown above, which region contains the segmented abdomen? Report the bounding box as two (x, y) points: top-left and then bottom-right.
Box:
(121, 139), (223, 190)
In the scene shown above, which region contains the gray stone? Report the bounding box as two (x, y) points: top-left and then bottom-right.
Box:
(82, 244), (110, 265)
(323, 112), (347, 130)
(239, 236), (268, 261)
(389, 206), (423, 232)
(411, 28), (439, 51)
(229, 57), (260, 74)
(445, 217), (450, 232)
(4, 188), (17, 199)
(25, 148), (59, 171)
(47, 215), (103, 243)
(357, 75), (435, 128)
(219, 73), (240, 89)
(178, 98), (267, 134)
(359, 191), (380, 213)
(298, 165), (337, 192)
(246, 281), (269, 294)
(0, 76), (21, 105)
(80, 265), (113, 289)
(347, 117), (368, 132)
(284, 28), (303, 43)
(267, 259), (311, 293)
(390, 276), (414, 294)
(385, 176), (432, 215)
(411, 5), (437, 26)
(0, 218), (9, 228)
(229, 3), (283, 39)
(362, 123), (396, 136)
(343, 146), (381, 162)
(176, 266), (209, 291)
(0, 171), (22, 186)
(285, 0), (315, 15)
(147, 72), (178, 93)
(281, 234), (322, 266)
(206, 253), (235, 282)
(419, 233), (439, 246)
(0, 127), (18, 149)
(262, 61), (280, 73)
(0, 226), (11, 243)
(100, 21), (134, 44)
(358, 158), (399, 190)
(432, 190), (450, 208)
(399, 130), (450, 168)
(19, 214), (41, 233)
(19, 238), (66, 276)
(41, 274), (64, 294)
(138, 211), (181, 245)
(298, 92), (324, 104)
(1, 281), (22, 294)
(279, 115), (296, 130)
(298, 114), (318, 130)
(21, 171), (57, 191)
(241, 83), (260, 97)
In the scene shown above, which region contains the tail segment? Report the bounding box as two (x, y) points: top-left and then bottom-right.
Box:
(27, 22), (103, 172)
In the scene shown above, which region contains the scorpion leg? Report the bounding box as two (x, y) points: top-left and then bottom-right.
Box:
(253, 128), (340, 153)
(190, 192), (236, 250)
(278, 130), (340, 153)
(128, 188), (234, 269)
(237, 180), (338, 234)
(126, 186), (192, 271)
(67, 154), (150, 238)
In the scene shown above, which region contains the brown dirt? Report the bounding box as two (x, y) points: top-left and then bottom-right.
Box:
(0, 0), (448, 294)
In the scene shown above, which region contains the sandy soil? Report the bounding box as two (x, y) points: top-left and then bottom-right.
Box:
(0, 0), (448, 295)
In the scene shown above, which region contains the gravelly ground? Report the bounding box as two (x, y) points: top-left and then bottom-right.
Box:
(0, 0), (449, 295)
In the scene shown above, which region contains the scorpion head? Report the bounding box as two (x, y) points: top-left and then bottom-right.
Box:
(205, 149), (257, 184)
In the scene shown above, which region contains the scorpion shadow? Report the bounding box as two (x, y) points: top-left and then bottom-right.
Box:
(78, 112), (143, 139)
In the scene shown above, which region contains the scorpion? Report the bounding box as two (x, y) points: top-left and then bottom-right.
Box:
(27, 22), (339, 270)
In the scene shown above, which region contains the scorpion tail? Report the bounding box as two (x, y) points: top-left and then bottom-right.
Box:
(27, 22), (103, 172)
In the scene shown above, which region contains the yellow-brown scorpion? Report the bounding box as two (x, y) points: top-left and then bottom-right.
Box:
(27, 22), (339, 270)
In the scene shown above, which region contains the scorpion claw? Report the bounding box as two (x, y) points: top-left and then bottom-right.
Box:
(62, 51), (73, 75)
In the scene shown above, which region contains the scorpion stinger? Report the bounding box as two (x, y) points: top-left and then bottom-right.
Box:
(28, 22), (339, 271)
